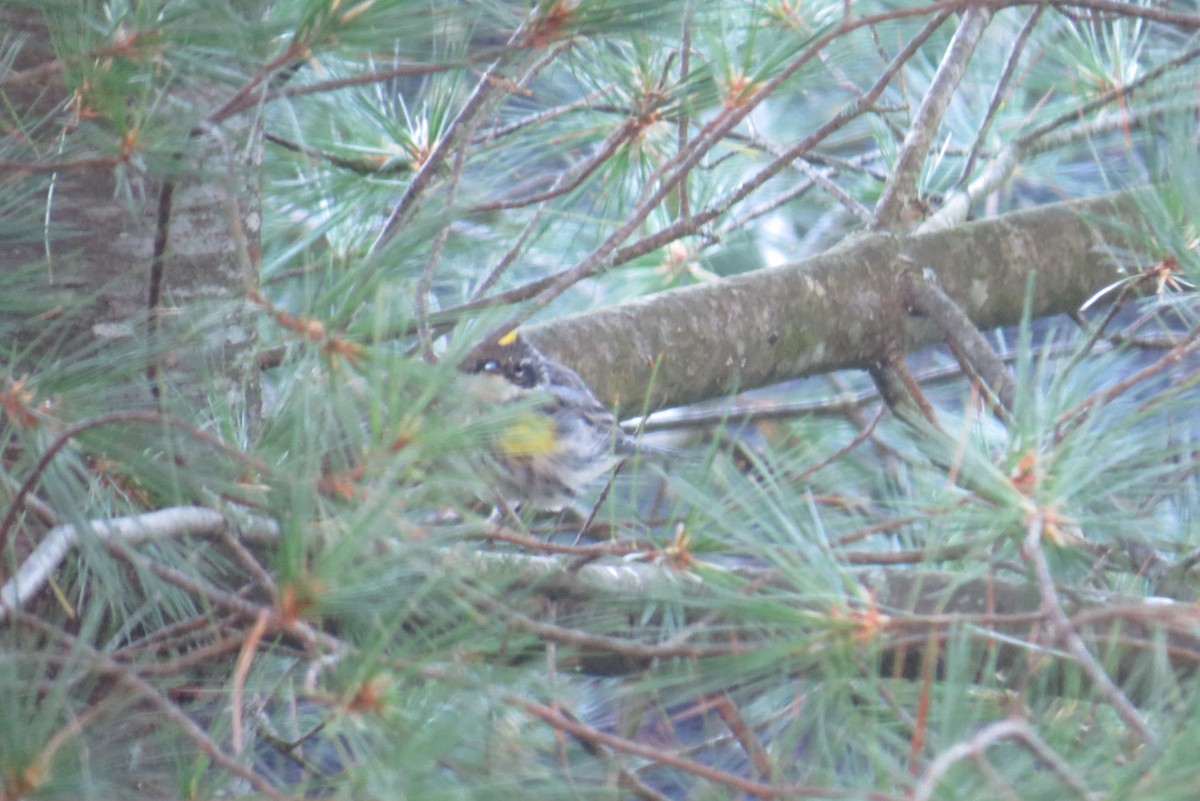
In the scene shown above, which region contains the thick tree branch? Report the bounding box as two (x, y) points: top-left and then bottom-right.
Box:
(524, 188), (1143, 413)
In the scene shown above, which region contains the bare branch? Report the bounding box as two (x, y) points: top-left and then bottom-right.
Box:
(0, 506), (278, 622)
(912, 717), (1092, 801)
(1023, 512), (1156, 744)
(873, 7), (992, 230)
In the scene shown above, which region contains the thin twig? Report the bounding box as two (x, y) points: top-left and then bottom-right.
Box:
(870, 357), (941, 429)
(263, 131), (415, 174)
(231, 609), (271, 755)
(709, 691), (774, 781)
(956, 4), (1045, 187)
(0, 505), (276, 622)
(0, 407), (263, 566)
(873, 7), (991, 230)
(472, 590), (748, 661)
(552, 705), (673, 801)
(224, 60), (467, 121)
(786, 405), (887, 486)
(675, 0), (696, 220)
(1056, 321), (1200, 431)
(474, 83), (607, 143)
(513, 694), (900, 801)
(1017, 38), (1200, 148)
(416, 130), (474, 359)
(122, 631), (257, 675)
(7, 608), (290, 800)
(470, 116), (636, 213)
(912, 717), (1092, 801)
(1023, 512), (1155, 744)
(472, 209), (549, 298)
(370, 18), (537, 255)
(220, 526), (278, 595)
(896, 268), (1015, 410)
(507, 4), (960, 327)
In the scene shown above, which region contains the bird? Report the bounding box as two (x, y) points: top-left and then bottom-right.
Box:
(460, 330), (649, 511)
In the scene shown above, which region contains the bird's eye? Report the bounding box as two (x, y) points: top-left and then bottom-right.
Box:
(511, 362), (537, 387)
(481, 359), (500, 373)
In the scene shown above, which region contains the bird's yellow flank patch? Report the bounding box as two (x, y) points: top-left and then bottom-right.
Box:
(495, 412), (558, 457)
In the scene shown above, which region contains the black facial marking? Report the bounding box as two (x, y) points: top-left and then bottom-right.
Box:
(509, 359), (538, 388)
(462, 335), (548, 390)
(466, 350), (540, 389)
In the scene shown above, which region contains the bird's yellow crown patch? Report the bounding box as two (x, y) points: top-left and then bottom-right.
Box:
(497, 330), (519, 347)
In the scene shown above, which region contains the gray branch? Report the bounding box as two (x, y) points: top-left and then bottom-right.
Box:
(525, 188), (1145, 414)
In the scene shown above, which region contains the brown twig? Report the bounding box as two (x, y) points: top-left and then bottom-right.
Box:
(896, 268), (1016, 411)
(271, 60), (470, 105)
(710, 691), (774, 781)
(121, 630), (258, 676)
(6, 608), (290, 800)
(469, 117), (637, 213)
(1017, 37), (1200, 149)
(370, 18), (538, 255)
(676, 0), (696, 220)
(869, 356), (941, 428)
(1056, 321), (1200, 431)
(473, 591), (749, 661)
(873, 7), (990, 230)
(474, 83), (608, 143)
(0, 412), (257, 555)
(483, 524), (652, 556)
(548, 705), (673, 801)
(956, 4), (1045, 187)
(0, 155), (125, 173)
(840, 543), (977, 565)
(835, 514), (926, 547)
(1022, 512), (1155, 743)
(790, 405), (887, 484)
(263, 131), (415, 174)
(514, 693), (901, 801)
(231, 609), (271, 755)
(912, 716), (1092, 801)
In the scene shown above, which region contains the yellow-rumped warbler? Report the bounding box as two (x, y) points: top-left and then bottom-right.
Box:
(461, 330), (646, 510)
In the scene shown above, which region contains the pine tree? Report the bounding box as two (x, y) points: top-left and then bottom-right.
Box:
(3, 1), (1200, 798)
